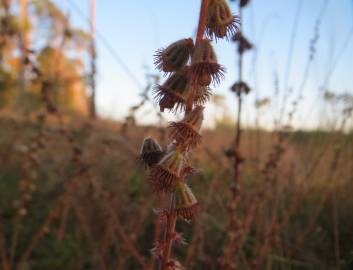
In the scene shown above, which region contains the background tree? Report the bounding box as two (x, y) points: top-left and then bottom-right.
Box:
(0, 0), (91, 114)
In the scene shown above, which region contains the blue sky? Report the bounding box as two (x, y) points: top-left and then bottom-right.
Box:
(54, 0), (353, 129)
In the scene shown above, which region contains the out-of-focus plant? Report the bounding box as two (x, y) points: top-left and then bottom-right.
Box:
(121, 71), (163, 135)
(221, 0), (252, 268)
(0, 0), (91, 113)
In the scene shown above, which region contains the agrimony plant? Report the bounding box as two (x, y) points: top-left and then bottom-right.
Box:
(140, 0), (239, 269)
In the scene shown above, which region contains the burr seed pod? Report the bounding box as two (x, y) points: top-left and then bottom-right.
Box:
(154, 38), (194, 73)
(191, 39), (224, 86)
(148, 150), (184, 193)
(140, 137), (164, 168)
(240, 0), (251, 8)
(153, 68), (190, 112)
(168, 106), (204, 149)
(194, 86), (212, 105)
(206, 0), (240, 40)
(232, 31), (253, 54)
(230, 81), (251, 95)
(173, 181), (199, 221)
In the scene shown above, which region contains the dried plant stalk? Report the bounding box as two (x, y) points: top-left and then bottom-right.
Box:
(140, 0), (239, 269)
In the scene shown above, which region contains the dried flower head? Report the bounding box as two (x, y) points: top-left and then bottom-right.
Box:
(230, 81), (251, 95)
(240, 0), (251, 8)
(206, 0), (239, 40)
(232, 31), (253, 54)
(140, 137), (164, 167)
(168, 106), (204, 149)
(174, 181), (199, 221)
(149, 150), (184, 193)
(191, 39), (224, 86)
(153, 68), (190, 112)
(194, 86), (212, 105)
(154, 38), (194, 72)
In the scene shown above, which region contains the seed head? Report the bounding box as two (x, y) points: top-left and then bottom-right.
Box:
(174, 181), (199, 221)
(153, 68), (190, 112)
(168, 106), (204, 149)
(240, 0), (251, 8)
(140, 137), (164, 168)
(154, 38), (194, 73)
(194, 86), (212, 105)
(230, 81), (251, 95)
(232, 32), (253, 54)
(206, 0), (239, 40)
(191, 39), (224, 86)
(149, 150), (184, 193)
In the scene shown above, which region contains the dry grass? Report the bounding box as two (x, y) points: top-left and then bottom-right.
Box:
(0, 111), (352, 269)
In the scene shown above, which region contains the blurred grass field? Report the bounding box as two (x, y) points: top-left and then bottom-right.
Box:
(1, 112), (352, 270)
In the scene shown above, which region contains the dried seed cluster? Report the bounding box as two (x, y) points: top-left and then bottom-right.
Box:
(206, 0), (240, 40)
(140, 0), (239, 268)
(232, 31), (253, 54)
(140, 137), (164, 167)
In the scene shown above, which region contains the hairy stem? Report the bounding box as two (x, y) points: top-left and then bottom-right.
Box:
(186, 0), (210, 112)
(149, 193), (164, 270)
(196, 0), (210, 44)
(161, 196), (177, 270)
(159, 1), (210, 268)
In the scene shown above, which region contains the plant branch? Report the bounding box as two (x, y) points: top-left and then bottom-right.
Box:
(222, 3), (244, 267)
(160, 1), (211, 268)
(196, 0), (210, 44)
(186, 0), (210, 113)
(161, 194), (177, 270)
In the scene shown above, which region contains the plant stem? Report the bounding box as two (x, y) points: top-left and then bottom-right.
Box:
(150, 194), (164, 270)
(160, 194), (176, 270)
(222, 3), (244, 267)
(186, 0), (210, 113)
(196, 0), (210, 44)
(233, 0), (243, 203)
(159, 1), (211, 268)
